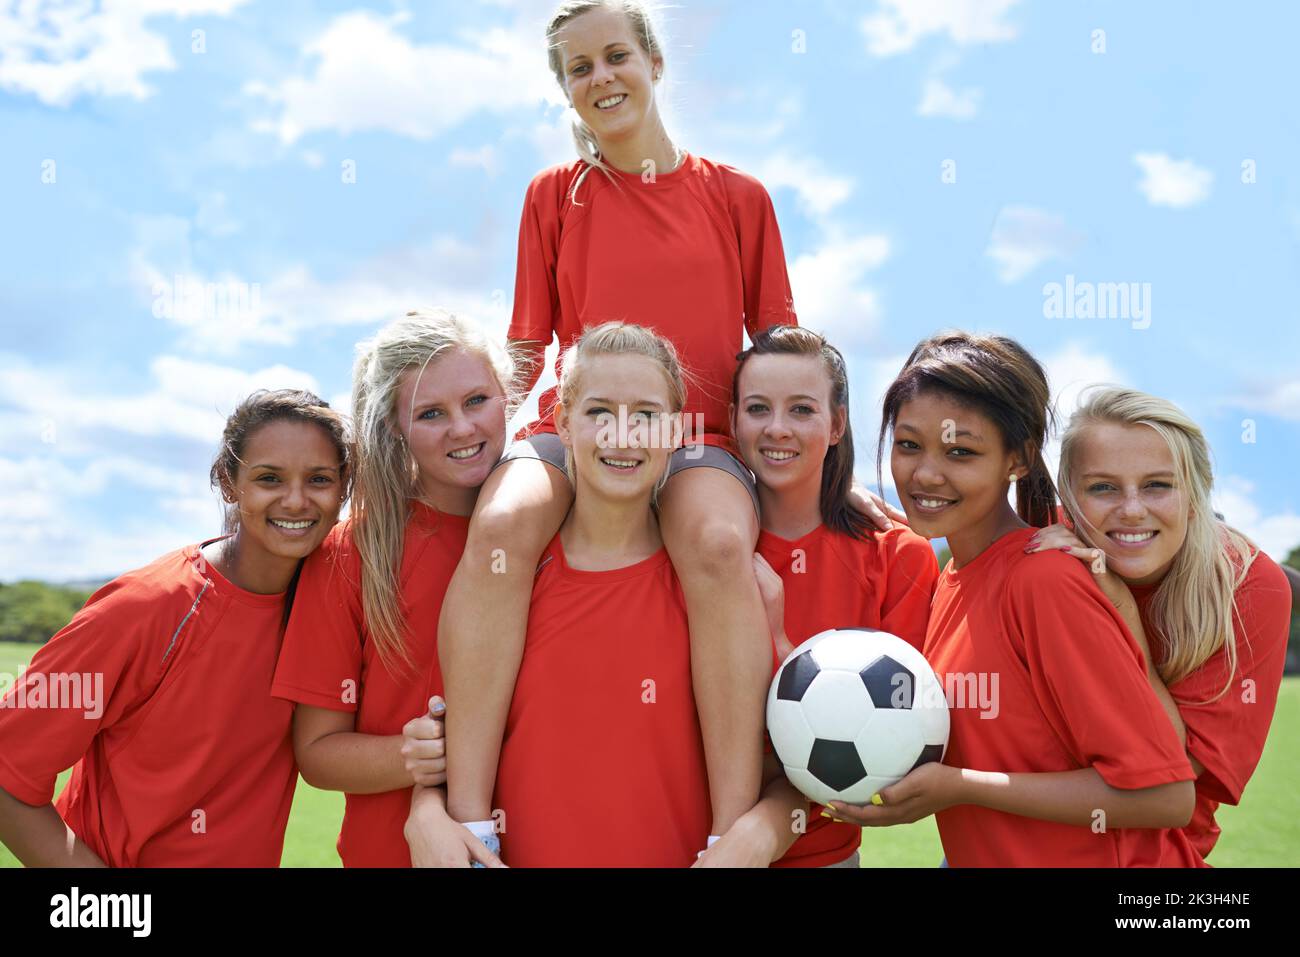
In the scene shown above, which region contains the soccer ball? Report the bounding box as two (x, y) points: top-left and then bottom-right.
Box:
(766, 628), (949, 806)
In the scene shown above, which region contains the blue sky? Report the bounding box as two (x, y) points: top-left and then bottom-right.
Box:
(3, 0), (1298, 580)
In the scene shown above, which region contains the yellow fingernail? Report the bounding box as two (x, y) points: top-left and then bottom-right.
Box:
(820, 810), (834, 819)
(871, 793), (884, 806)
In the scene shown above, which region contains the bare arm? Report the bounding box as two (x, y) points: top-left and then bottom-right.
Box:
(0, 787), (107, 867)
(694, 753), (806, 867)
(830, 761), (1194, 830)
(292, 704), (415, 794)
(957, 767), (1194, 829)
(745, 753), (809, 862)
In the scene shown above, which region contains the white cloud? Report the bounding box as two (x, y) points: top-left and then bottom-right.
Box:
(1221, 381), (1300, 423)
(1213, 476), (1300, 562)
(0, 454), (220, 581)
(194, 191), (241, 237)
(0, 351), (329, 580)
(1134, 152), (1213, 208)
(861, 0), (1022, 57)
(245, 10), (560, 144)
(985, 205), (1083, 283)
(917, 77), (982, 119)
(449, 145), (502, 177)
(789, 232), (891, 349)
(1037, 342), (1127, 479)
(129, 213), (510, 354)
(0, 352), (320, 446)
(747, 153), (856, 221)
(0, 0), (250, 107)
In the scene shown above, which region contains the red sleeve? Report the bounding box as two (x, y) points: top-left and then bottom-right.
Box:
(722, 166), (798, 337)
(0, 574), (176, 805)
(1166, 552), (1291, 805)
(1006, 554), (1195, 791)
(506, 166), (567, 346)
(876, 528), (939, 652)
(271, 530), (365, 713)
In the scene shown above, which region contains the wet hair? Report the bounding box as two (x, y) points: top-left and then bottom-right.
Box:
(545, 0), (667, 203)
(556, 321), (686, 502)
(351, 308), (519, 674)
(877, 331), (1058, 528)
(1058, 386), (1257, 695)
(209, 388), (351, 534)
(733, 325), (871, 540)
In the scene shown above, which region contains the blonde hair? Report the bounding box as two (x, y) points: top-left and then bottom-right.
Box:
(351, 309), (518, 673)
(557, 321), (686, 503)
(1058, 387), (1256, 698)
(545, 0), (667, 204)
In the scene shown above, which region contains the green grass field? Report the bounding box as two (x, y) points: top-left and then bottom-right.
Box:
(1, 639), (1296, 867)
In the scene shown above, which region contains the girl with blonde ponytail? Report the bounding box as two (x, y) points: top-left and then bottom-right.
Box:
(1026, 387), (1292, 861)
(440, 0), (902, 851)
(410, 323), (807, 866)
(831, 332), (1202, 868)
(272, 309), (515, 868)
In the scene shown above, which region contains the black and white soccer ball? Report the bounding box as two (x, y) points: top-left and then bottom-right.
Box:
(766, 628), (949, 806)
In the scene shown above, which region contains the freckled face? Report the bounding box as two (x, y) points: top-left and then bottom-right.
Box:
(393, 349), (509, 503)
(1068, 421), (1189, 585)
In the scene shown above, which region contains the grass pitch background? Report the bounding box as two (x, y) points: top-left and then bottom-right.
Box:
(1, 640), (1295, 868)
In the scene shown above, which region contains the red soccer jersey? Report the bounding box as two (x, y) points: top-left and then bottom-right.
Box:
(271, 502), (468, 867)
(758, 523), (939, 867)
(1130, 547), (1291, 861)
(493, 533), (711, 867)
(0, 543), (296, 867)
(925, 527), (1203, 867)
(508, 154), (797, 456)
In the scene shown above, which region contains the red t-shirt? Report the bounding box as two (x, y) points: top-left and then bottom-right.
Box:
(0, 543), (297, 867)
(1130, 548), (1292, 861)
(493, 533), (711, 866)
(508, 154), (798, 456)
(271, 502), (468, 867)
(758, 523), (939, 867)
(925, 527), (1203, 867)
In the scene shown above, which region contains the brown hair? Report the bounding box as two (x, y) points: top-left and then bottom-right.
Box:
(877, 331), (1057, 528)
(733, 325), (872, 540)
(210, 388), (352, 534)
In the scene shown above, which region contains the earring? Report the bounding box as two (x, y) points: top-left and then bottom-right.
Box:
(1008, 473), (1019, 482)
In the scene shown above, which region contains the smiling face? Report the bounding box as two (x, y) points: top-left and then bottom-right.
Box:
(734, 353), (845, 499)
(889, 391), (1026, 542)
(225, 418), (345, 562)
(556, 351), (678, 506)
(393, 348), (509, 514)
(553, 5), (661, 147)
(1068, 420), (1190, 585)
